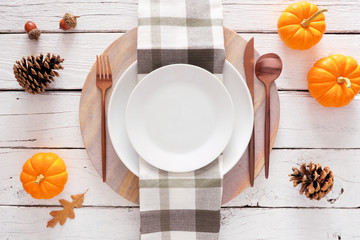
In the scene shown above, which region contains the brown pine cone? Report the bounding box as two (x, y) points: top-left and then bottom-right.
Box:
(289, 162), (334, 200)
(13, 53), (64, 94)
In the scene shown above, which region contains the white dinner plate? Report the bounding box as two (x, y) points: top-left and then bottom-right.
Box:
(108, 61), (254, 175)
(125, 64), (234, 172)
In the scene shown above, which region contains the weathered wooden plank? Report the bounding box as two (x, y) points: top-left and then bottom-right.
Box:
(220, 208), (359, 240)
(1, 148), (358, 208)
(1, 0), (360, 33)
(1, 91), (360, 148)
(0, 92), (83, 148)
(226, 148), (358, 208)
(2, 33), (360, 91)
(223, 0), (360, 4)
(1, 33), (120, 90)
(1, 1), (358, 239)
(223, 2), (360, 33)
(275, 92), (360, 149)
(0, 206), (358, 239)
(0, 206), (139, 240)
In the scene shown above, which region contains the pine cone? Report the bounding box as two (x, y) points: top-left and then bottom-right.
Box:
(13, 53), (64, 94)
(289, 162), (334, 200)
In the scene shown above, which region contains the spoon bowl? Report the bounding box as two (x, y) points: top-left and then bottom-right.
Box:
(255, 53), (282, 179)
(255, 53), (283, 86)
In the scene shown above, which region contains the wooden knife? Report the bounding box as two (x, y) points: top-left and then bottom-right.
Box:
(244, 37), (255, 187)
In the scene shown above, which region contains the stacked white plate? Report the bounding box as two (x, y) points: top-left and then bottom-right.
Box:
(108, 61), (254, 175)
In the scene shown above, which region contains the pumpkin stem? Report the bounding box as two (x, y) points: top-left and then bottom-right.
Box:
(337, 77), (351, 88)
(301, 9), (328, 28)
(35, 174), (45, 184)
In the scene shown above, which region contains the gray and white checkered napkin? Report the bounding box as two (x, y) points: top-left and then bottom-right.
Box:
(137, 0), (225, 239)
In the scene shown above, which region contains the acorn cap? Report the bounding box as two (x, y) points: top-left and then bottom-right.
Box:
(63, 13), (79, 28)
(28, 29), (41, 40)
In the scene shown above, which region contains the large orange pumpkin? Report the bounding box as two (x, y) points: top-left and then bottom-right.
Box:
(308, 54), (360, 107)
(278, 1), (327, 50)
(20, 152), (68, 199)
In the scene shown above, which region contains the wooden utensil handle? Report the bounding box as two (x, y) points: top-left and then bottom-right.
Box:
(249, 129), (255, 186)
(101, 91), (106, 182)
(265, 85), (271, 179)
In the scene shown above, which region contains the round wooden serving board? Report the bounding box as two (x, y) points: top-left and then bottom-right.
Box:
(79, 27), (280, 205)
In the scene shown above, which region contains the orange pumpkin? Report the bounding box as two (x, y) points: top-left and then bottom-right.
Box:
(278, 1), (327, 50)
(20, 152), (68, 199)
(308, 54), (360, 107)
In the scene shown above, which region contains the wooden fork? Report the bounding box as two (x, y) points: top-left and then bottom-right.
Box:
(96, 55), (112, 182)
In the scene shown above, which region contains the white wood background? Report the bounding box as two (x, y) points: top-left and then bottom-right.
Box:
(1, 0), (360, 239)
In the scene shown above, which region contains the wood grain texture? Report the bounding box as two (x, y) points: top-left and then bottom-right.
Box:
(0, 148), (357, 208)
(274, 92), (360, 149)
(3, 33), (360, 91)
(2, 91), (360, 149)
(0, 92), (83, 148)
(1, 0), (359, 33)
(1, 0), (360, 238)
(0, 33), (120, 90)
(1, 206), (358, 239)
(79, 27), (280, 204)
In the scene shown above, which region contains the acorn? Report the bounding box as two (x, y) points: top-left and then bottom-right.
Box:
(24, 21), (41, 40)
(59, 13), (79, 30)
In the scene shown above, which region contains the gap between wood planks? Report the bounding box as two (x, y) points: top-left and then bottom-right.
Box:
(1, 31), (360, 34)
(0, 205), (356, 210)
(0, 89), (312, 92)
(2, 147), (360, 150)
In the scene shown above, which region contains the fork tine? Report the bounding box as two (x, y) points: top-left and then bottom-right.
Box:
(98, 55), (101, 78)
(102, 55), (107, 79)
(100, 55), (103, 79)
(96, 55), (100, 78)
(103, 55), (108, 78)
(107, 56), (112, 78)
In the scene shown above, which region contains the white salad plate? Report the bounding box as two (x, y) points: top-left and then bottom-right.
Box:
(125, 64), (234, 172)
(108, 61), (254, 175)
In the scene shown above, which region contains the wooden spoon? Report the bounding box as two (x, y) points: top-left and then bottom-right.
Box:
(255, 53), (283, 179)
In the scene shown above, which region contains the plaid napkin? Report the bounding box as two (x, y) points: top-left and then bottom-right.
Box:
(137, 0), (225, 239)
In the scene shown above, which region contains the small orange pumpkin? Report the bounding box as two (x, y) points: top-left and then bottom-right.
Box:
(278, 1), (327, 50)
(308, 54), (360, 107)
(20, 152), (68, 199)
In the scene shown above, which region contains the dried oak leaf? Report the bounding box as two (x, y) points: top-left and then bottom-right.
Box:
(47, 190), (88, 228)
